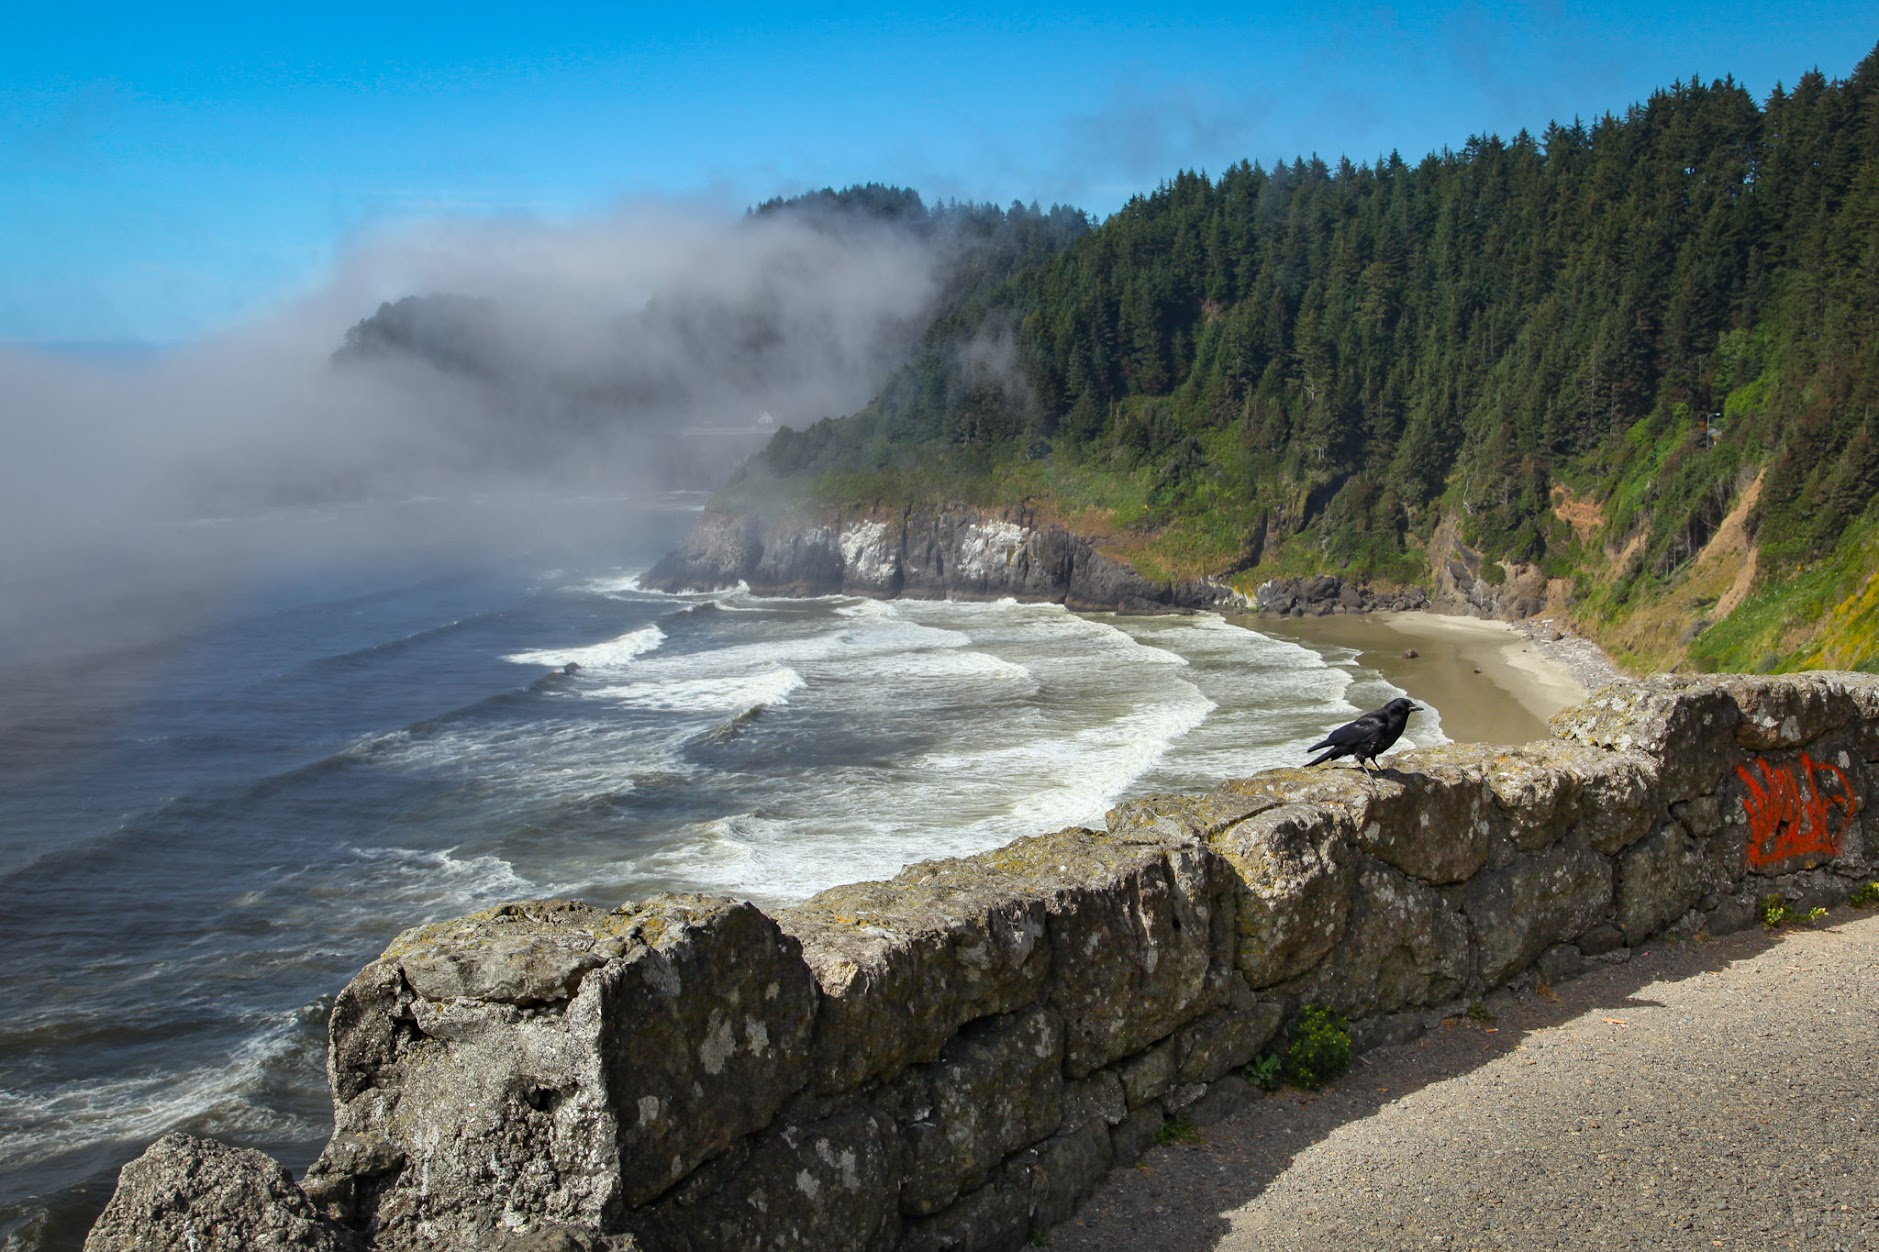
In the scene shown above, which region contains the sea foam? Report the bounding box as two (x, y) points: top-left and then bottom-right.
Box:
(505, 623), (666, 673)
(0, 1008), (322, 1173)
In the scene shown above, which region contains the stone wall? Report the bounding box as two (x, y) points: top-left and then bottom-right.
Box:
(86, 674), (1879, 1252)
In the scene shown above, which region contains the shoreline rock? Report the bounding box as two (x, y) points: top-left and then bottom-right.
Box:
(1515, 616), (1629, 691)
(1250, 574), (1430, 616)
(648, 507), (1640, 701)
(641, 506), (1244, 614)
(82, 1133), (356, 1252)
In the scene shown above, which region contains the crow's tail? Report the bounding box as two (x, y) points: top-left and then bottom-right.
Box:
(1305, 747), (1342, 768)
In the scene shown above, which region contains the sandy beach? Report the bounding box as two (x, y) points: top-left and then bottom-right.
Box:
(1242, 610), (1624, 746)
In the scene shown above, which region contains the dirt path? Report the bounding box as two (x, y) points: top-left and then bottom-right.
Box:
(1050, 911), (1879, 1251)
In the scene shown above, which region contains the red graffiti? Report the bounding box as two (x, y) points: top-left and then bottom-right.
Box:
(1736, 753), (1856, 870)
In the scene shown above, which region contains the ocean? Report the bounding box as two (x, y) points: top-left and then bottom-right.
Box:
(0, 496), (1441, 1250)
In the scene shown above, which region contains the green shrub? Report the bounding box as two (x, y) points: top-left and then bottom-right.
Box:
(1761, 894), (1790, 928)
(1244, 1052), (1283, 1092)
(1851, 882), (1879, 909)
(1283, 1005), (1352, 1090)
(1155, 1115), (1198, 1146)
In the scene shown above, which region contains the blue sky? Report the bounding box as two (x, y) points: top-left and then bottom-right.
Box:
(4, 2), (1875, 345)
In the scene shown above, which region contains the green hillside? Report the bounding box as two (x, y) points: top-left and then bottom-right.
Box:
(725, 46), (1879, 675)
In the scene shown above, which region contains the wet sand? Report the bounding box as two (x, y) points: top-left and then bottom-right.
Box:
(1241, 611), (1594, 746)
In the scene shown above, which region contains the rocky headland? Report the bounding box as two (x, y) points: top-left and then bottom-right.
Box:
(644, 505), (1586, 644)
(640, 506), (1243, 613)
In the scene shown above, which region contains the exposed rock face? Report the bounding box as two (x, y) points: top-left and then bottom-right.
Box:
(303, 896), (815, 1250)
(1292, 857), (1470, 1016)
(645, 511), (764, 594)
(1250, 520), (1578, 622)
(1615, 820), (1724, 941)
(84, 1133), (355, 1252)
(1425, 515), (1565, 620)
(1462, 839), (1614, 986)
(1207, 799), (1356, 988)
(635, 1104), (899, 1252)
(1554, 673), (1879, 808)
(643, 506), (1242, 613)
(1251, 574), (1430, 616)
(777, 871), (1054, 1096)
(890, 1006), (1065, 1216)
(90, 674), (1879, 1251)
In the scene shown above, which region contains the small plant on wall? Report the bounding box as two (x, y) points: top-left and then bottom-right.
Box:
(1244, 1051), (1283, 1092)
(1154, 1115), (1198, 1147)
(1283, 1005), (1352, 1090)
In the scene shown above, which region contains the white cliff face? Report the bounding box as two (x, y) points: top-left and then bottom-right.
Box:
(643, 505), (1233, 611)
(839, 520), (896, 586)
(955, 521), (1029, 580)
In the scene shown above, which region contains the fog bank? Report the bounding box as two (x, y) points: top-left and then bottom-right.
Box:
(0, 195), (962, 670)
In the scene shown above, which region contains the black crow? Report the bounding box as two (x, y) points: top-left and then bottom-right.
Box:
(1304, 697), (1422, 774)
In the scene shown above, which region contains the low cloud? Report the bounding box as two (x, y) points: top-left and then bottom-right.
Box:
(0, 196), (961, 660)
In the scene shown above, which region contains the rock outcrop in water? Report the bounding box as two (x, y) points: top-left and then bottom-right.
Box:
(640, 507), (1242, 613)
(87, 673), (1879, 1251)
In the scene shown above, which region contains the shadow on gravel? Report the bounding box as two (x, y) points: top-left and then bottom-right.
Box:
(1049, 921), (1819, 1251)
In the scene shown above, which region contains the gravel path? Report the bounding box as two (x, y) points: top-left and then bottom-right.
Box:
(1051, 911), (1879, 1251)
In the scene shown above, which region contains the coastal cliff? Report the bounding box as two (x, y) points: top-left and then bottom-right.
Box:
(640, 506), (1243, 614)
(86, 673), (1879, 1251)
(1247, 517), (1578, 622)
(642, 504), (1573, 629)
